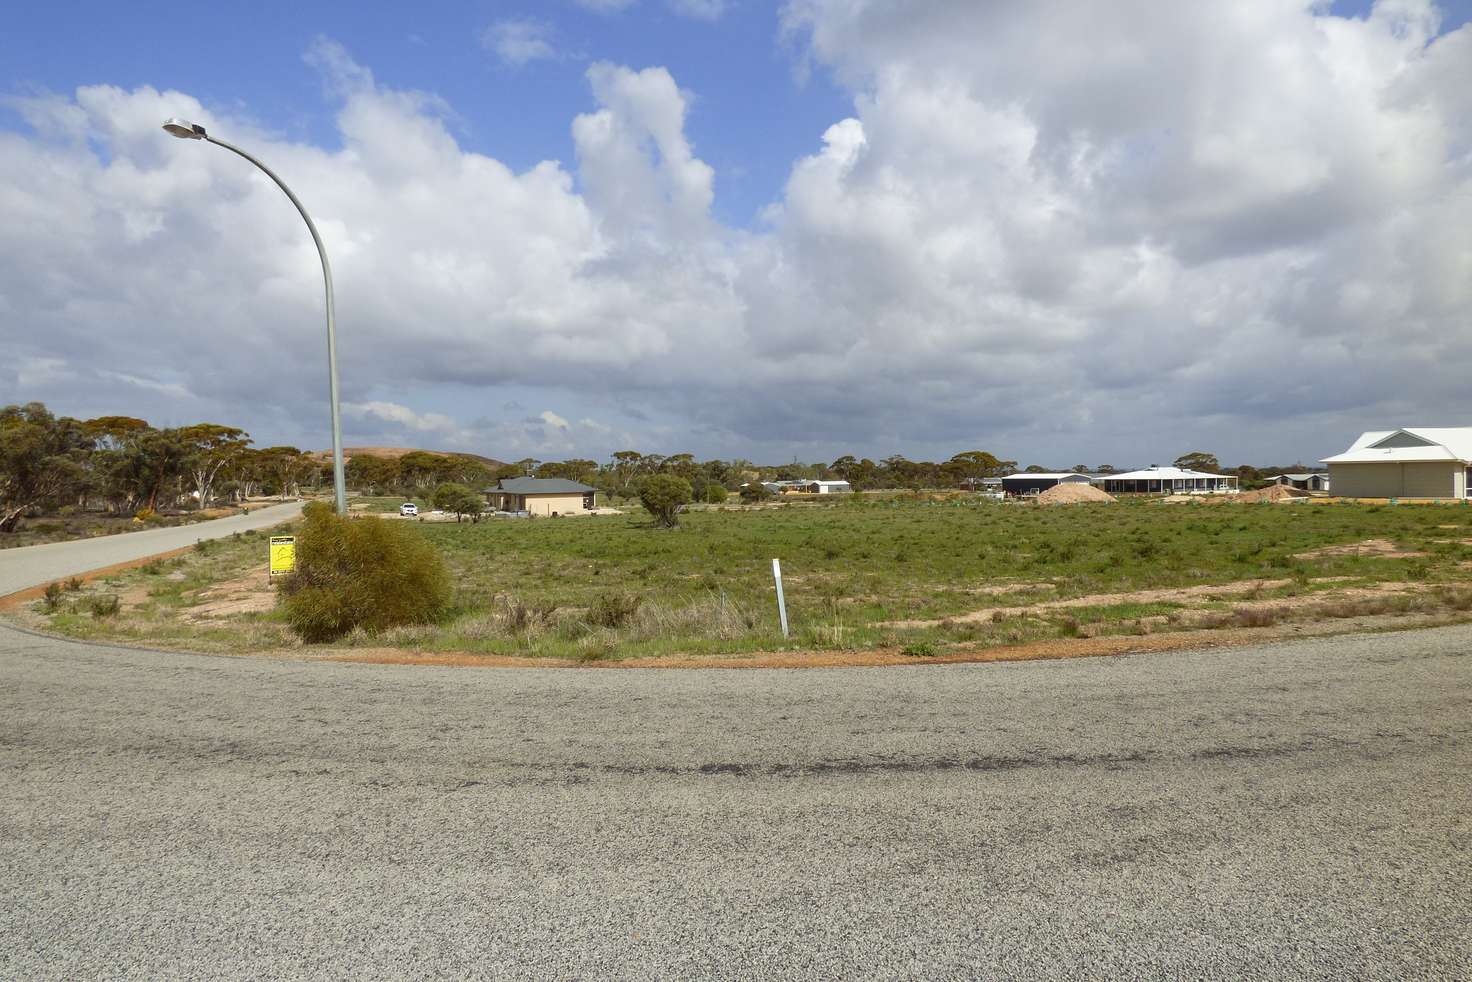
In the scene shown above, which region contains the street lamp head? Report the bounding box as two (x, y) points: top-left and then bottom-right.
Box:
(161, 118), (207, 139)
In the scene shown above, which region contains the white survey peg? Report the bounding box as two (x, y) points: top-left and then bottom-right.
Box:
(772, 558), (790, 639)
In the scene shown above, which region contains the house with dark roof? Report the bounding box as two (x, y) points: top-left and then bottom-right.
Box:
(1273, 472), (1330, 492)
(484, 477), (598, 516)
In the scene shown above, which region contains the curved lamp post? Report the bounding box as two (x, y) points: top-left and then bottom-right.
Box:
(162, 117), (347, 515)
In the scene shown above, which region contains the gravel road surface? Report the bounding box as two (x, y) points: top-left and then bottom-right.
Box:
(0, 501), (303, 597)
(1, 619), (1468, 978)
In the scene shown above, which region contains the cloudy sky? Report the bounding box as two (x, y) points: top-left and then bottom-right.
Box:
(3, 0), (1470, 469)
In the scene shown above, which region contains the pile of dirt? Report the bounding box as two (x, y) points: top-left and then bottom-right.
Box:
(1234, 484), (1310, 503)
(1037, 483), (1115, 505)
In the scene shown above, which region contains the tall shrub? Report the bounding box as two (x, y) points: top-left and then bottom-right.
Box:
(279, 502), (452, 641)
(638, 474), (693, 529)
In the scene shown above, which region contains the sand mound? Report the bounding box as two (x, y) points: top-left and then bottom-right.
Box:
(1234, 484), (1311, 503)
(1037, 483), (1115, 505)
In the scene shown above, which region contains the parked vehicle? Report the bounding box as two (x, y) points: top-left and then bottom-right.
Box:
(399, 503), (418, 516)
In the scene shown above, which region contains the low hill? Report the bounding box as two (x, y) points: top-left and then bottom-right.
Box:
(309, 447), (506, 468)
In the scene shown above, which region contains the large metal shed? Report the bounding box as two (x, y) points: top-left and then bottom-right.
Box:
(1000, 473), (1092, 496)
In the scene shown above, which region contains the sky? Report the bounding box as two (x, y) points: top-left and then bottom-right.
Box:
(2, 0), (1470, 470)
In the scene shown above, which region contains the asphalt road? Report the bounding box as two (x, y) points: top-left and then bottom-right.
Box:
(1, 618), (1468, 979)
(0, 501), (304, 597)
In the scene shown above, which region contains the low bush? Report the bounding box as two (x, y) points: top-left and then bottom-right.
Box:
(87, 594), (121, 618)
(1440, 588), (1472, 612)
(1231, 606), (1281, 627)
(278, 503), (452, 642)
(42, 582), (64, 611)
(587, 591), (643, 628)
(901, 640), (938, 658)
(65, 576), (84, 592)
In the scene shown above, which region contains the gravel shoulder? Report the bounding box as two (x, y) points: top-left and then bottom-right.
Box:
(1, 619), (1468, 978)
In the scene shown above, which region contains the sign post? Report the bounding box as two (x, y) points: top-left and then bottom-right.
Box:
(772, 558), (789, 639)
(268, 535), (297, 581)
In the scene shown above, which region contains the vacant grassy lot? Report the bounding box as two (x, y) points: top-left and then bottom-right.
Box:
(16, 496), (1472, 661)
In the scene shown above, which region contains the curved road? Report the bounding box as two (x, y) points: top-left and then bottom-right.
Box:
(0, 501), (304, 598)
(2, 612), (1468, 977)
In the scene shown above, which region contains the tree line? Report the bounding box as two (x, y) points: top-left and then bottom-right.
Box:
(3, 401), (1312, 533)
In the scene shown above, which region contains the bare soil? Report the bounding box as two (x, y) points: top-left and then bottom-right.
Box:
(883, 576), (1311, 628)
(184, 571), (277, 620)
(1293, 538), (1428, 560)
(1235, 485), (1311, 503)
(1037, 484), (1116, 505)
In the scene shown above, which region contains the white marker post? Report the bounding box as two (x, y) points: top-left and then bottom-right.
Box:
(772, 558), (790, 639)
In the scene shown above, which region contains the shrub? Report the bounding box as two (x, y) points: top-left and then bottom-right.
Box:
(587, 591), (643, 628)
(278, 503), (452, 642)
(87, 594), (121, 618)
(433, 482), (484, 523)
(65, 576), (84, 592)
(1440, 588), (1472, 612)
(507, 599), (559, 633)
(638, 474), (693, 529)
(42, 582), (64, 611)
(739, 482), (772, 503)
(703, 483), (729, 505)
(1231, 606), (1281, 628)
(902, 640), (938, 658)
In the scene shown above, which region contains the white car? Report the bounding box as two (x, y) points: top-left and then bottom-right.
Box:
(399, 503), (418, 516)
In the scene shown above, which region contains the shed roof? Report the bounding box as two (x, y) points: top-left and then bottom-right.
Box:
(1321, 428), (1472, 464)
(1100, 466), (1230, 481)
(1001, 472), (1091, 482)
(489, 477), (597, 494)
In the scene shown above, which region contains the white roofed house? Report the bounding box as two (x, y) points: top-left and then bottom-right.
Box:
(1321, 428), (1472, 499)
(1092, 466), (1238, 495)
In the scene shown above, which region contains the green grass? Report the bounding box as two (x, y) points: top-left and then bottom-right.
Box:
(17, 496), (1472, 660)
(353, 495), (431, 514)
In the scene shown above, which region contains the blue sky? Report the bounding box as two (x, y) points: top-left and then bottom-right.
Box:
(1, 1), (853, 228)
(3, 1), (1472, 468)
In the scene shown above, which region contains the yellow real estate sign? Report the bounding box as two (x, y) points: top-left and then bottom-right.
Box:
(268, 536), (297, 579)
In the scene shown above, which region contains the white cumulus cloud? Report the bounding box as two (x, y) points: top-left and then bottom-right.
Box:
(481, 19), (559, 68)
(2, 5), (1470, 466)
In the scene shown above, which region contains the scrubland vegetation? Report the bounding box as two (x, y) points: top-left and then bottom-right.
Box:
(20, 493), (1472, 662)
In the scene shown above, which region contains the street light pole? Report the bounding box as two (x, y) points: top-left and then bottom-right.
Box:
(162, 118), (348, 515)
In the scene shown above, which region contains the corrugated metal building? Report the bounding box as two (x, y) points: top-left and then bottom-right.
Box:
(1000, 472), (1092, 496)
(1321, 428), (1472, 499)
